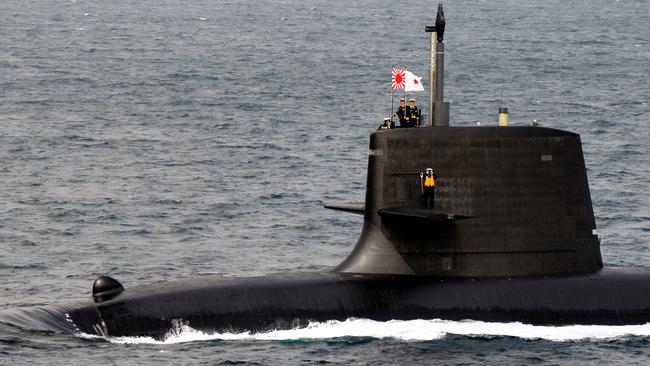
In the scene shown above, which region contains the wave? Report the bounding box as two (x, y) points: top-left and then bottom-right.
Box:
(89, 318), (650, 345)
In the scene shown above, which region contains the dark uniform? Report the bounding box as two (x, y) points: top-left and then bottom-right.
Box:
(404, 105), (421, 127)
(393, 106), (406, 127)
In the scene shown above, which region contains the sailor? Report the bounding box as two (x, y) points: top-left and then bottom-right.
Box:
(392, 98), (406, 127)
(405, 99), (421, 127)
(420, 168), (438, 209)
(378, 118), (391, 130)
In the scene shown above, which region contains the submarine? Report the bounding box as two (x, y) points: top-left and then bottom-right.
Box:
(3, 4), (650, 341)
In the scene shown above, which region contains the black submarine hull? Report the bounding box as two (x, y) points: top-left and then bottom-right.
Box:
(4, 268), (650, 340)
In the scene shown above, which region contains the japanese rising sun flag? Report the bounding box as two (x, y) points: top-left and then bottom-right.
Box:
(404, 71), (424, 91)
(391, 68), (405, 90)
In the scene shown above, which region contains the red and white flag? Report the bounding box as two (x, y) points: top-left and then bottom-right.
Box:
(404, 71), (424, 91)
(391, 68), (405, 90)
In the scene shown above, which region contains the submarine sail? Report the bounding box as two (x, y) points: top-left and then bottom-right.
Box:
(336, 126), (602, 277)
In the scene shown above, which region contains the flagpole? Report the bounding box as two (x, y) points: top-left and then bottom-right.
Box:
(400, 67), (404, 126)
(390, 66), (394, 124)
(390, 90), (394, 124)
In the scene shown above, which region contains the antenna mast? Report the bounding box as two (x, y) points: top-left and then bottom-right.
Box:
(425, 4), (449, 126)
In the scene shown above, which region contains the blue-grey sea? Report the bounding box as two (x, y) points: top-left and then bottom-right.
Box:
(1, 0), (649, 364)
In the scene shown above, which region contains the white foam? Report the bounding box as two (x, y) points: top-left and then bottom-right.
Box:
(89, 318), (650, 345)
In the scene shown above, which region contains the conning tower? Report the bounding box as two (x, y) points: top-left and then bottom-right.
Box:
(328, 4), (602, 277)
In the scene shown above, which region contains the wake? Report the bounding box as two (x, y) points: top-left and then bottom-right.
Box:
(91, 318), (650, 345)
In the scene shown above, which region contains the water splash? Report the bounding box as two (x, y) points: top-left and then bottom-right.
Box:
(91, 318), (650, 345)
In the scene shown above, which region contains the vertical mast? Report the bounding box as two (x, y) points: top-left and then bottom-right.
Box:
(426, 25), (437, 126)
(426, 4), (449, 127)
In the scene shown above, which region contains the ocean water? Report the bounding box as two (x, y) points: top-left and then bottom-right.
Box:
(0, 0), (648, 364)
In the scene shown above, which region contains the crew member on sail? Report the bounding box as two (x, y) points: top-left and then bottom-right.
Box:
(405, 99), (421, 127)
(420, 168), (438, 209)
(393, 98), (407, 127)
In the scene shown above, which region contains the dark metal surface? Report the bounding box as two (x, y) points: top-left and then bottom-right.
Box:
(324, 203), (365, 215)
(92, 276), (124, 303)
(435, 4), (446, 42)
(336, 126), (602, 277)
(378, 206), (477, 221)
(7, 269), (650, 340)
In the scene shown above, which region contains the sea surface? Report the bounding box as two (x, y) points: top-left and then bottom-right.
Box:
(1, 0), (649, 364)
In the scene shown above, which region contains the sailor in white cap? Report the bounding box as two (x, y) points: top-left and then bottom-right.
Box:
(405, 98), (421, 127)
(378, 117), (391, 130)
